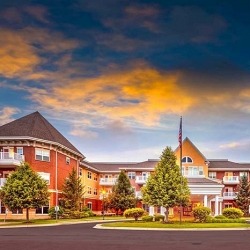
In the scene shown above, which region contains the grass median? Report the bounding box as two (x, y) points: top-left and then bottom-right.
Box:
(102, 220), (250, 229)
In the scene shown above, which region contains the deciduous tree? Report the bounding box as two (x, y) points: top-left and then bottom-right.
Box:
(0, 162), (49, 222)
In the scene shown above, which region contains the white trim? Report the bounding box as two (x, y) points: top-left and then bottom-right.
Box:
(0, 136), (84, 158)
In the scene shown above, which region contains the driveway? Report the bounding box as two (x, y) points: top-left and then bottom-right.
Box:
(0, 222), (250, 250)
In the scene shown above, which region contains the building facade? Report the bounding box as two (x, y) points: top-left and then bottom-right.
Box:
(0, 112), (249, 219)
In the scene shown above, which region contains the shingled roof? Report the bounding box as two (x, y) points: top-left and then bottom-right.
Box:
(0, 111), (83, 157)
(208, 160), (250, 170)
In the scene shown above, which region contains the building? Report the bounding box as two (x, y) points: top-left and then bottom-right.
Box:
(0, 112), (84, 219)
(0, 112), (249, 219)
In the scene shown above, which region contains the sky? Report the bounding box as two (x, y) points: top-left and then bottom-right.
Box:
(1, 0), (250, 162)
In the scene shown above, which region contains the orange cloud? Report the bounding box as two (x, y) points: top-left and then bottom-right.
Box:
(0, 27), (80, 78)
(25, 65), (195, 126)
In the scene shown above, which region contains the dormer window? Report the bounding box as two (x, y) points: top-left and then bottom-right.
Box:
(182, 156), (193, 163)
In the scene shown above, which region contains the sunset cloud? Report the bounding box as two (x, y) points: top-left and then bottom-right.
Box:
(0, 107), (20, 125)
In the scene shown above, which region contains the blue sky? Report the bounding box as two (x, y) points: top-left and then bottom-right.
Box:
(1, 0), (250, 162)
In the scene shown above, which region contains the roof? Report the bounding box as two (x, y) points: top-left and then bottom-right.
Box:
(0, 111), (83, 157)
(208, 160), (250, 170)
(88, 162), (137, 172)
(187, 177), (223, 186)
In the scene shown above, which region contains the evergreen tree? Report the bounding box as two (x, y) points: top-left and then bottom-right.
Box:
(61, 168), (85, 211)
(142, 146), (190, 222)
(108, 170), (136, 214)
(0, 162), (49, 222)
(235, 174), (250, 216)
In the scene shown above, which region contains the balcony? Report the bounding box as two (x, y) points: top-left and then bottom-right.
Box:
(0, 178), (7, 188)
(0, 152), (24, 166)
(223, 176), (239, 184)
(99, 178), (117, 186)
(135, 176), (148, 184)
(223, 192), (237, 200)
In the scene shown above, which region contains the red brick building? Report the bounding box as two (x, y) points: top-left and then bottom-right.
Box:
(0, 112), (84, 219)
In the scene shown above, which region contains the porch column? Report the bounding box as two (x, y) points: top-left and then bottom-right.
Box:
(149, 206), (154, 216)
(160, 206), (166, 216)
(203, 195), (208, 207)
(215, 195), (219, 216)
(219, 201), (222, 215)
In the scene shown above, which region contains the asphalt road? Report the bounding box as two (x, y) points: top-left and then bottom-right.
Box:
(0, 223), (250, 250)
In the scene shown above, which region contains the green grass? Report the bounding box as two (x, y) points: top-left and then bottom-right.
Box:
(102, 221), (250, 228)
(0, 216), (126, 227)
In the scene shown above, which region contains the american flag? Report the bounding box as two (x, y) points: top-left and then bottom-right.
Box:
(179, 116), (182, 148)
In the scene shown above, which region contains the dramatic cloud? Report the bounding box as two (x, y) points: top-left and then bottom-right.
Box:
(0, 107), (20, 125)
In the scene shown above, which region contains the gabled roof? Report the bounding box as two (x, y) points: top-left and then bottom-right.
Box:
(187, 177), (223, 186)
(0, 111), (83, 157)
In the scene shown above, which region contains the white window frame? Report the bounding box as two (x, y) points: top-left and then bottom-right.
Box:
(128, 172), (136, 179)
(87, 186), (92, 194)
(66, 157), (70, 165)
(16, 147), (23, 155)
(79, 168), (83, 176)
(208, 172), (216, 179)
(182, 156), (193, 163)
(35, 148), (50, 162)
(94, 188), (97, 195)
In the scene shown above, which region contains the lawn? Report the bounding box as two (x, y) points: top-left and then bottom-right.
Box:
(0, 216), (126, 227)
(102, 220), (250, 228)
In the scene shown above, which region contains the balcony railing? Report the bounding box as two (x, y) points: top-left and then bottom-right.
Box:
(0, 178), (7, 187)
(135, 176), (148, 184)
(223, 192), (237, 200)
(0, 152), (24, 166)
(223, 176), (239, 184)
(99, 178), (117, 186)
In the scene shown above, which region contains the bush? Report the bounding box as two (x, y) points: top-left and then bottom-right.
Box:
(214, 215), (226, 219)
(209, 218), (246, 223)
(222, 208), (244, 219)
(192, 207), (211, 222)
(124, 208), (145, 221)
(154, 214), (165, 222)
(48, 206), (64, 219)
(142, 215), (154, 222)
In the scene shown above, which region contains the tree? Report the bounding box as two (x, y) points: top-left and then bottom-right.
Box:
(235, 174), (250, 216)
(142, 146), (190, 222)
(0, 162), (49, 222)
(61, 168), (85, 211)
(108, 170), (136, 214)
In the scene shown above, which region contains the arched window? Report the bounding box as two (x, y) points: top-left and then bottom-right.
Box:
(182, 156), (193, 163)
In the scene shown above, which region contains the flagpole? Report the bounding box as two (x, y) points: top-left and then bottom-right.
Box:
(179, 116), (182, 224)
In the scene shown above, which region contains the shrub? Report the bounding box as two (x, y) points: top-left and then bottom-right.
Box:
(142, 215), (154, 222)
(214, 215), (226, 219)
(48, 206), (64, 219)
(222, 208), (244, 219)
(124, 208), (145, 221)
(192, 207), (211, 222)
(154, 214), (165, 222)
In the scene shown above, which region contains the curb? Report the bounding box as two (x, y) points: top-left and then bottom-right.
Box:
(93, 223), (250, 231)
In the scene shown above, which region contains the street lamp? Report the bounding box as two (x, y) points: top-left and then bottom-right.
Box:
(101, 189), (106, 220)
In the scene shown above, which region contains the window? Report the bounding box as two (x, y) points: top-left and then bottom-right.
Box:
(87, 187), (92, 194)
(66, 157), (70, 165)
(224, 203), (233, 209)
(240, 172), (248, 178)
(182, 156), (193, 163)
(16, 147), (23, 155)
(94, 174), (98, 181)
(87, 202), (92, 210)
(183, 166), (204, 177)
(38, 172), (50, 185)
(79, 168), (83, 176)
(36, 205), (49, 214)
(128, 172), (136, 179)
(35, 148), (50, 162)
(87, 171), (92, 179)
(208, 172), (216, 179)
(11, 208), (23, 214)
(94, 188), (98, 195)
